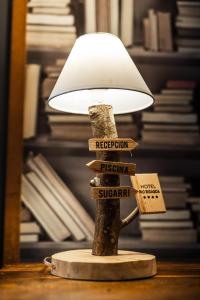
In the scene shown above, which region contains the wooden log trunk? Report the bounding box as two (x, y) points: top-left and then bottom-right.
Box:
(89, 104), (121, 255)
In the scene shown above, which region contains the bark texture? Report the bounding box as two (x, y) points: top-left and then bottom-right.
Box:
(89, 105), (121, 255)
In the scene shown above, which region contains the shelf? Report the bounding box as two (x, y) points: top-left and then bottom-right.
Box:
(20, 238), (200, 262)
(24, 135), (200, 159)
(27, 46), (200, 66)
(128, 47), (200, 65)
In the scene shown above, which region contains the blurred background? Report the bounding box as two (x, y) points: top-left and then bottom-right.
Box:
(0, 0), (200, 265)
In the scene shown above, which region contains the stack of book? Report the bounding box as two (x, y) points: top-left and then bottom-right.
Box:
(139, 176), (197, 243)
(143, 9), (173, 52)
(176, 1), (200, 54)
(26, 0), (77, 50)
(141, 80), (199, 146)
(20, 206), (41, 242)
(20, 222), (41, 243)
(21, 153), (95, 242)
(46, 113), (138, 141)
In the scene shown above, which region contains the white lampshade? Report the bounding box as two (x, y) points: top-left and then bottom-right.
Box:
(48, 33), (154, 115)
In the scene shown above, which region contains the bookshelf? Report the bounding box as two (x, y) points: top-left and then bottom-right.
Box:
(1, 0), (200, 262)
(21, 239), (200, 262)
(24, 135), (200, 159)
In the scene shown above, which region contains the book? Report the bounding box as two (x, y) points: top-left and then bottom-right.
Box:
(21, 175), (71, 242)
(143, 18), (150, 50)
(27, 13), (74, 26)
(148, 9), (158, 51)
(154, 94), (192, 106)
(154, 105), (193, 113)
(141, 228), (197, 243)
(142, 112), (197, 124)
(26, 32), (76, 48)
(191, 204), (200, 212)
(20, 234), (39, 243)
(176, 17), (200, 29)
(155, 93), (193, 102)
(141, 131), (199, 145)
(158, 12), (173, 51)
(159, 176), (185, 183)
(28, 1), (70, 8)
(20, 206), (32, 222)
(84, 0), (96, 33)
(26, 172), (86, 241)
(27, 154), (95, 240)
(143, 124), (199, 132)
(47, 114), (133, 124)
(163, 192), (188, 209)
(162, 185), (190, 193)
(177, 47), (200, 54)
(176, 38), (200, 48)
(177, 1), (200, 17)
(140, 210), (190, 221)
(49, 123), (138, 141)
(187, 197), (200, 204)
(161, 88), (193, 96)
(27, 25), (76, 33)
(176, 28), (200, 38)
(96, 0), (110, 32)
(42, 78), (57, 99)
(140, 221), (193, 229)
(20, 222), (41, 234)
(120, 0), (134, 47)
(32, 7), (70, 15)
(166, 80), (196, 89)
(23, 64), (41, 139)
(110, 0), (119, 36)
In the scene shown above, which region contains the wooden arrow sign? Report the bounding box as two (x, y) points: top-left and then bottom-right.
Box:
(91, 186), (137, 200)
(86, 160), (136, 175)
(88, 138), (138, 152)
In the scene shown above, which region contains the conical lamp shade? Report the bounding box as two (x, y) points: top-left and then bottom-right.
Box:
(49, 33), (154, 114)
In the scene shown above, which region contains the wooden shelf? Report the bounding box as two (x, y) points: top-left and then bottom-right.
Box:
(24, 135), (200, 159)
(27, 46), (200, 66)
(20, 238), (200, 262)
(128, 47), (200, 65)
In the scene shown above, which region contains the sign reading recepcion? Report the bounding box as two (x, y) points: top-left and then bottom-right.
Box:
(131, 173), (166, 214)
(88, 138), (138, 152)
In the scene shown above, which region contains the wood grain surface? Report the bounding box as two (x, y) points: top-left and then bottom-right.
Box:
(51, 249), (156, 280)
(131, 174), (166, 214)
(0, 262), (200, 300)
(3, 0), (26, 264)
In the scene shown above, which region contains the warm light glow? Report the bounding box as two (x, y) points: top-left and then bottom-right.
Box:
(49, 33), (154, 114)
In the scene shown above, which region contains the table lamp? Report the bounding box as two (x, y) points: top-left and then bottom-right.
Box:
(46, 33), (165, 281)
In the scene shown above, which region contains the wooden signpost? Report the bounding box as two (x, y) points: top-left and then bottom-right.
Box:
(48, 105), (164, 281)
(91, 186), (137, 200)
(88, 138), (138, 151)
(131, 173), (166, 214)
(87, 160), (136, 175)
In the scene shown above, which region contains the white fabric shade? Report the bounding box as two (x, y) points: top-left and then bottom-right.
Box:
(49, 33), (154, 114)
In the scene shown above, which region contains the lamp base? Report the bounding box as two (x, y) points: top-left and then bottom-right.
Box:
(49, 249), (157, 280)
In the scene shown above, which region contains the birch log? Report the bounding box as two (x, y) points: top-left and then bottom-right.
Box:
(89, 104), (120, 255)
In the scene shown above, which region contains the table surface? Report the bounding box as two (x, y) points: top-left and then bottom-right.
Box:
(0, 261), (200, 300)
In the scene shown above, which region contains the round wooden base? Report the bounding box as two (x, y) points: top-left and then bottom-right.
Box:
(50, 249), (157, 281)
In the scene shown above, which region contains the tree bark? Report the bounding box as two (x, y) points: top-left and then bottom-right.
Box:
(89, 104), (121, 255)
